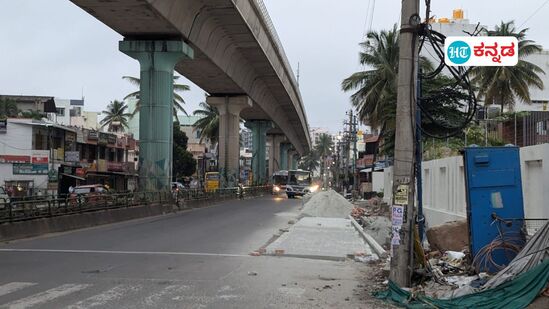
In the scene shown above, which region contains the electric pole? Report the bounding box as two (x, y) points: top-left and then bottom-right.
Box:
(390, 0), (420, 287)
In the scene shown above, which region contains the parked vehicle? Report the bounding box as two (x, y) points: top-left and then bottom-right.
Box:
(205, 172), (220, 192)
(0, 186), (10, 207)
(73, 184), (109, 195)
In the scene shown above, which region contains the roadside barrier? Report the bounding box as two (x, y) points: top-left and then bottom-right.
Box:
(0, 186), (272, 224)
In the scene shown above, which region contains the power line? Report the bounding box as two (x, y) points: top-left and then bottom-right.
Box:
(518, 0), (549, 28)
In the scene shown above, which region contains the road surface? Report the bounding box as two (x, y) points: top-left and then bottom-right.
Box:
(0, 196), (380, 308)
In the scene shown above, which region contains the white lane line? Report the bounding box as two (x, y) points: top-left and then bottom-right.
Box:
(0, 282), (36, 297)
(67, 285), (141, 309)
(0, 249), (250, 258)
(2, 284), (91, 309)
(143, 285), (190, 306)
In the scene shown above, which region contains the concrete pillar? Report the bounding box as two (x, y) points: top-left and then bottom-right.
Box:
(280, 143), (292, 170)
(119, 40), (193, 191)
(268, 135), (284, 179)
(245, 120), (273, 185)
(207, 95), (252, 187)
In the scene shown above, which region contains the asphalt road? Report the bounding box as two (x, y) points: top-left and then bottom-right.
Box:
(0, 196), (377, 308)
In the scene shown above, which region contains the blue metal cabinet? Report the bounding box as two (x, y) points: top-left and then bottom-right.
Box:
(463, 147), (525, 272)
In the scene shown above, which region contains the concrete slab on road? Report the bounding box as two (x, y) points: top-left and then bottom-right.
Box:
(265, 217), (374, 260)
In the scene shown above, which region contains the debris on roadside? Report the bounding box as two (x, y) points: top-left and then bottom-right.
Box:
(426, 220), (469, 252)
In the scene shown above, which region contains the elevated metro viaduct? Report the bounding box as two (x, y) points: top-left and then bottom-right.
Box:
(70, 0), (310, 189)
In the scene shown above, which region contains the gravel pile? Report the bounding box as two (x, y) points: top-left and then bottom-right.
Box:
(300, 190), (354, 218)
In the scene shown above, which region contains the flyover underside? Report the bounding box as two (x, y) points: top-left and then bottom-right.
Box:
(70, 0), (310, 154)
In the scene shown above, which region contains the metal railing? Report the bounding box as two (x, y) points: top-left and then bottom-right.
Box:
(0, 186), (272, 224)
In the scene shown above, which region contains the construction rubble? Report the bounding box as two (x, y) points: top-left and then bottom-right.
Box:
(347, 196), (549, 308)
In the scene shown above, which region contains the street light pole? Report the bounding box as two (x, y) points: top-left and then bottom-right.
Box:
(390, 0), (420, 287)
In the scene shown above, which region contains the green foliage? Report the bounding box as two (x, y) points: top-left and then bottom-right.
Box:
(299, 150), (320, 172)
(0, 98), (18, 118)
(123, 75), (190, 121)
(20, 110), (45, 120)
(100, 100), (131, 132)
(470, 21), (545, 111)
(173, 122), (196, 179)
(192, 102), (219, 145)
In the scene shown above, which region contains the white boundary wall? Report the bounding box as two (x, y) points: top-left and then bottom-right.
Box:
(377, 145), (549, 227)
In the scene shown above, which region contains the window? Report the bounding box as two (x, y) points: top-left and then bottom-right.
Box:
(56, 108), (65, 116)
(532, 100), (549, 104)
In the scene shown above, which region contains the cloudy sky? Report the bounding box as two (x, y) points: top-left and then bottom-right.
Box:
(1, 0), (548, 133)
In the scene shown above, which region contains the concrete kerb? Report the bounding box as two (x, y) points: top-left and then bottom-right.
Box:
(349, 215), (388, 258)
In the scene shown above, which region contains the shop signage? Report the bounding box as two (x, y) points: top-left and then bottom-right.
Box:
(0, 155), (30, 163)
(107, 134), (117, 145)
(64, 151), (80, 162)
(76, 130), (85, 143)
(98, 133), (108, 145)
(87, 130), (99, 141)
(65, 132), (76, 143)
(31, 150), (49, 164)
(13, 163), (48, 175)
(107, 162), (125, 172)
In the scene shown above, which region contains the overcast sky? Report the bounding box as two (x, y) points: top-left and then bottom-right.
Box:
(1, 0), (548, 133)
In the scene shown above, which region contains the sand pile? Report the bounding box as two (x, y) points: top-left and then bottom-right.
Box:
(300, 189), (354, 218)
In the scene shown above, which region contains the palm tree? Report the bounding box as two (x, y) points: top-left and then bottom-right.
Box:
(341, 25), (400, 131)
(471, 21), (545, 111)
(298, 150), (320, 173)
(123, 75), (190, 120)
(0, 98), (18, 118)
(192, 102), (219, 145)
(315, 133), (334, 181)
(100, 100), (132, 132)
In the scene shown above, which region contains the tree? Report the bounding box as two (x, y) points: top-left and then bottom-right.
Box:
(100, 100), (131, 132)
(315, 133), (334, 179)
(471, 21), (545, 111)
(173, 121), (196, 180)
(123, 75), (190, 121)
(298, 150), (320, 173)
(0, 98), (18, 118)
(192, 102), (219, 145)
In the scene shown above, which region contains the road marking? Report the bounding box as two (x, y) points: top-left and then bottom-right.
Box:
(2, 284), (90, 309)
(0, 282), (36, 297)
(143, 285), (190, 306)
(67, 285), (141, 309)
(0, 249), (251, 258)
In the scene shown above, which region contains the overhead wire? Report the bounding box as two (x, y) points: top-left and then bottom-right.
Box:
(415, 0), (480, 139)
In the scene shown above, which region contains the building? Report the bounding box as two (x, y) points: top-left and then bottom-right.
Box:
(240, 128), (253, 150)
(0, 118), (138, 196)
(178, 115), (216, 181)
(310, 127), (337, 148)
(0, 95), (100, 129)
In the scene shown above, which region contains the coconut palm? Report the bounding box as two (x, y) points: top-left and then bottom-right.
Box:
(192, 102), (219, 145)
(315, 133), (334, 179)
(342, 25), (400, 131)
(123, 75), (190, 120)
(100, 100), (132, 132)
(298, 150), (320, 173)
(470, 21), (545, 111)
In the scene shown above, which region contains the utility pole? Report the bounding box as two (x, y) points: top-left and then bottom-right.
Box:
(390, 0), (420, 287)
